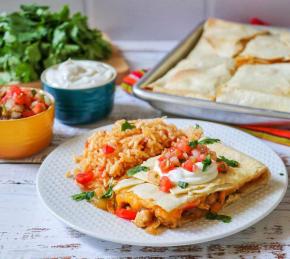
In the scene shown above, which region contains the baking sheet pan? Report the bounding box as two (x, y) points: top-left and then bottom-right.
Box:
(133, 21), (290, 125)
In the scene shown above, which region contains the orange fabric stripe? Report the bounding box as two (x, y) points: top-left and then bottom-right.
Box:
(240, 125), (290, 139)
(239, 128), (290, 146)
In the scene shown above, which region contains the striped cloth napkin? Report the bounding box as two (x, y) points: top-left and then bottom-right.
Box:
(120, 69), (290, 146)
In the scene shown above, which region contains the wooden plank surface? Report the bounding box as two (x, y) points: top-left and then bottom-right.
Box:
(1, 43), (290, 259)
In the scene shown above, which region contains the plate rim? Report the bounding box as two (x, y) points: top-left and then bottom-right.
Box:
(36, 118), (288, 247)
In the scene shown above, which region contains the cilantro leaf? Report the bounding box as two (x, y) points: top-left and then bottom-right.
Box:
(178, 181), (189, 189)
(101, 185), (114, 199)
(0, 4), (112, 84)
(198, 138), (220, 145)
(189, 140), (198, 148)
(121, 120), (136, 131)
(202, 155), (212, 172)
(127, 165), (149, 176)
(205, 212), (232, 223)
(217, 156), (239, 167)
(72, 191), (95, 201)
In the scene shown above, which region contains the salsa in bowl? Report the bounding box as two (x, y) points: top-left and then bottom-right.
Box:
(0, 85), (54, 159)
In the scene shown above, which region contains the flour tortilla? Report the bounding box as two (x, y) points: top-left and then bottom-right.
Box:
(114, 143), (270, 212)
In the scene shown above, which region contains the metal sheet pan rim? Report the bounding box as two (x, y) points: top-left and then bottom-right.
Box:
(133, 20), (290, 122)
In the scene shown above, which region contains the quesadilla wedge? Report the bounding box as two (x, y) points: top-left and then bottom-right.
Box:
(216, 63), (290, 112)
(202, 18), (268, 58)
(150, 63), (232, 100)
(113, 136), (270, 234)
(237, 33), (290, 65)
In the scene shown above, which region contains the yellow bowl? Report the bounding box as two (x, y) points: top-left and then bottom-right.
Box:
(0, 90), (55, 159)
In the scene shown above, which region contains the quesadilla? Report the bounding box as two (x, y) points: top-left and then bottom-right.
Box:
(150, 63), (232, 100)
(113, 136), (270, 234)
(237, 33), (290, 65)
(217, 63), (290, 112)
(202, 18), (267, 57)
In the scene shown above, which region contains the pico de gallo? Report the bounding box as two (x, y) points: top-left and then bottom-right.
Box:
(0, 85), (52, 120)
(157, 136), (239, 193)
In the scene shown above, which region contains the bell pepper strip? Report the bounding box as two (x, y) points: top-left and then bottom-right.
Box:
(75, 170), (94, 185)
(102, 144), (115, 154)
(115, 208), (137, 220)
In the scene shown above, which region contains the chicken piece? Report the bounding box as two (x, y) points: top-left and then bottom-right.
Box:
(134, 209), (154, 228)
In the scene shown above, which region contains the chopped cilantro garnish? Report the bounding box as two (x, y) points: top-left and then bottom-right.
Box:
(101, 185), (114, 199)
(194, 124), (200, 129)
(202, 155), (212, 172)
(121, 120), (136, 131)
(198, 138), (220, 145)
(205, 212), (232, 223)
(178, 181), (189, 189)
(127, 165), (149, 176)
(72, 191), (95, 201)
(31, 89), (37, 96)
(217, 156), (239, 167)
(189, 140), (198, 148)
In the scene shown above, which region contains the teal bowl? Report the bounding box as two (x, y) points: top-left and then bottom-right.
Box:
(41, 63), (116, 125)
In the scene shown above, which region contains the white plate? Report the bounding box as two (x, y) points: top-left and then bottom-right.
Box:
(37, 118), (288, 247)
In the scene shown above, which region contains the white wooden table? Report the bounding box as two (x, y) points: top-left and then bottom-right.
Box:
(1, 42), (290, 259)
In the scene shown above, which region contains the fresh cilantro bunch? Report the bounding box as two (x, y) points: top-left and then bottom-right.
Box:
(0, 4), (112, 84)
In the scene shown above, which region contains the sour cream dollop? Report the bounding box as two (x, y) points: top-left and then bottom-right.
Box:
(154, 161), (218, 185)
(43, 59), (115, 89)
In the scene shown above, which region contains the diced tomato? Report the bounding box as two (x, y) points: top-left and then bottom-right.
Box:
(217, 161), (228, 173)
(159, 176), (173, 192)
(169, 156), (180, 166)
(75, 170), (94, 185)
(182, 159), (197, 172)
(32, 102), (46, 114)
(24, 95), (32, 107)
(159, 160), (175, 173)
(158, 156), (166, 162)
(22, 110), (35, 118)
(14, 93), (26, 105)
(102, 144), (115, 154)
(115, 208), (137, 220)
(176, 140), (192, 153)
(9, 85), (22, 95)
(169, 147), (184, 159)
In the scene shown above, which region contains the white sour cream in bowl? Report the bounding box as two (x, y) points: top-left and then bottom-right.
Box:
(42, 59), (116, 89)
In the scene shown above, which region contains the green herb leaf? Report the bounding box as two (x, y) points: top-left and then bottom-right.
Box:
(127, 165), (149, 176)
(194, 124), (200, 129)
(121, 120), (136, 131)
(0, 4), (112, 84)
(178, 181), (189, 189)
(202, 155), (212, 172)
(101, 185), (114, 199)
(205, 212), (232, 223)
(189, 140), (198, 148)
(31, 89), (37, 96)
(72, 191), (95, 202)
(198, 138), (220, 145)
(217, 156), (239, 167)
